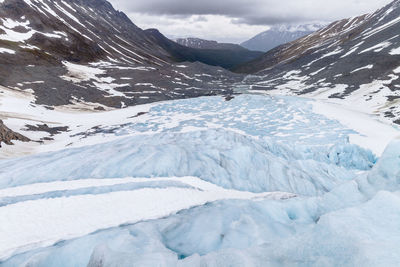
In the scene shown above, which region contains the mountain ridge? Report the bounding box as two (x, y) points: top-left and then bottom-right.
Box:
(145, 29), (263, 69)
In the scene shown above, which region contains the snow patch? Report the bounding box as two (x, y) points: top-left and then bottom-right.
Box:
(350, 64), (373, 73)
(0, 47), (15, 54)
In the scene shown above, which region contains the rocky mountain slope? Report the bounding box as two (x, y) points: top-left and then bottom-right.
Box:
(0, 119), (30, 146)
(0, 0), (243, 110)
(240, 23), (325, 52)
(236, 0), (400, 125)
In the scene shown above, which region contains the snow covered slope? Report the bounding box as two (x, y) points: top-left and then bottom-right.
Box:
(1, 84), (393, 158)
(240, 23), (325, 52)
(0, 92), (399, 266)
(236, 0), (400, 125)
(0, 0), (241, 109)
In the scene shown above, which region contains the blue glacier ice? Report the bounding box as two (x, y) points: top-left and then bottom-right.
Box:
(1, 94), (398, 267)
(0, 129), (373, 195)
(4, 140), (400, 267)
(79, 94), (357, 147)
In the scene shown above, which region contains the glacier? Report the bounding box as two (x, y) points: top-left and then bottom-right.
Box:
(0, 94), (399, 267)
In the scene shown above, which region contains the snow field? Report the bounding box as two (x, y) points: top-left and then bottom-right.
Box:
(0, 93), (399, 266)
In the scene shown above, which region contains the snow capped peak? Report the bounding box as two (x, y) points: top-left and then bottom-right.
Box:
(389, 0), (400, 8)
(241, 22), (326, 52)
(269, 22), (327, 33)
(174, 37), (249, 52)
(175, 37), (218, 48)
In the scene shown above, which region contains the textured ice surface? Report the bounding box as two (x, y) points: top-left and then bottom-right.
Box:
(4, 140), (400, 267)
(0, 94), (398, 267)
(85, 94), (357, 147)
(0, 129), (373, 195)
(0, 176), (293, 261)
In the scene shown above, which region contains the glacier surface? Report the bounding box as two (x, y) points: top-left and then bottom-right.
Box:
(0, 129), (373, 195)
(0, 94), (399, 267)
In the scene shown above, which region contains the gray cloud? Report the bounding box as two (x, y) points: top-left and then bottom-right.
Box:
(107, 0), (393, 43)
(109, 0), (393, 25)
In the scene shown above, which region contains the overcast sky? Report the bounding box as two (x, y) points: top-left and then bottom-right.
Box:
(108, 0), (392, 43)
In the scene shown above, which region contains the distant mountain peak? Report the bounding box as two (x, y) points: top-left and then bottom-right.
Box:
(241, 22), (326, 52)
(175, 37), (246, 51)
(268, 23), (327, 33)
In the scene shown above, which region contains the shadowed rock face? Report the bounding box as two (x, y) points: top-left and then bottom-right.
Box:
(0, 120), (30, 146)
(145, 30), (263, 69)
(235, 0), (400, 125)
(0, 0), (242, 109)
(24, 124), (69, 136)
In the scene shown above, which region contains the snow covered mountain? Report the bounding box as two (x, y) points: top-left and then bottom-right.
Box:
(0, 0), (242, 109)
(236, 0), (400, 125)
(240, 23), (325, 52)
(175, 37), (246, 51)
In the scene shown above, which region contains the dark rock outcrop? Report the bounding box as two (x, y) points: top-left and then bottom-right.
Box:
(0, 120), (30, 146)
(25, 124), (69, 136)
